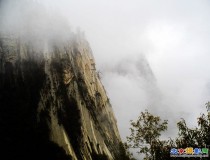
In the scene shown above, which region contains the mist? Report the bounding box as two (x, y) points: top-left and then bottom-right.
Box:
(0, 0), (74, 52)
(43, 0), (210, 136)
(1, 0), (210, 159)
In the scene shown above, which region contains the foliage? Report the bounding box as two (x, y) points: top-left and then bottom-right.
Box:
(122, 142), (137, 160)
(127, 110), (168, 160)
(176, 110), (210, 148)
(127, 103), (210, 160)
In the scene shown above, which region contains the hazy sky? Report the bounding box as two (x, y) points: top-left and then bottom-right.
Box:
(42, 0), (210, 131)
(3, 0), (210, 159)
(46, 0), (210, 139)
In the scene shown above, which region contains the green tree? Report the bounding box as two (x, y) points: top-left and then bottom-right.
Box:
(123, 142), (137, 160)
(126, 110), (168, 160)
(175, 108), (210, 148)
(127, 103), (210, 160)
(174, 109), (210, 160)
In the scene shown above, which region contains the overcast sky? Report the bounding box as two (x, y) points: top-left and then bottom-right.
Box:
(43, 0), (210, 125)
(42, 0), (210, 137)
(3, 0), (210, 159)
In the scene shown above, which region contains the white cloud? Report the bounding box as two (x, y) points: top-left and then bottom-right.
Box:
(43, 1), (210, 159)
(2, 0), (210, 159)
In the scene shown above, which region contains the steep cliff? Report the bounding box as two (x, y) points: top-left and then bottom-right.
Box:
(0, 32), (128, 159)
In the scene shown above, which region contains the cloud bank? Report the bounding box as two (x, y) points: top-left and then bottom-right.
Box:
(0, 0), (73, 51)
(2, 1), (210, 159)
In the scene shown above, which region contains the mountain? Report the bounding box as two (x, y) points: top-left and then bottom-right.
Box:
(0, 31), (128, 159)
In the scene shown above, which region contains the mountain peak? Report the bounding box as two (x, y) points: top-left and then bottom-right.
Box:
(0, 32), (127, 159)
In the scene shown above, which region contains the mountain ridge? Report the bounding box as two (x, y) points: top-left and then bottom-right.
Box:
(0, 32), (128, 159)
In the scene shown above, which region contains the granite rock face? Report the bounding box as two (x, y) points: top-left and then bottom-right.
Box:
(0, 33), (127, 160)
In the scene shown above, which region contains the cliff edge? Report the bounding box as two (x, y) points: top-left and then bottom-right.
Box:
(0, 32), (128, 159)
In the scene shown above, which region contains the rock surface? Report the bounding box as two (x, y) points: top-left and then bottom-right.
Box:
(0, 32), (127, 160)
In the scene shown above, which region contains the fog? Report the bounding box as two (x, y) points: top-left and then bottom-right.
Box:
(1, 0), (210, 159)
(41, 0), (210, 137)
(0, 0), (73, 51)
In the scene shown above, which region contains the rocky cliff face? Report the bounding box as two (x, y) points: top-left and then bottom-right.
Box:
(0, 32), (127, 160)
